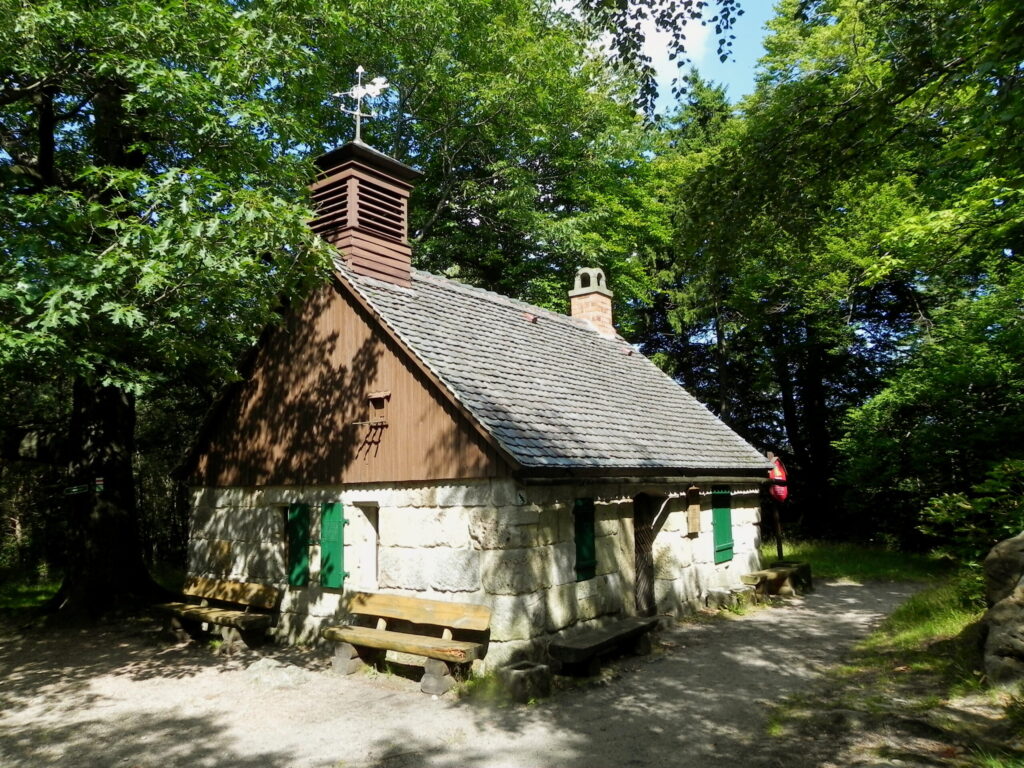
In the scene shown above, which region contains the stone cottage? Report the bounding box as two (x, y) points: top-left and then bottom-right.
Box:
(183, 140), (770, 669)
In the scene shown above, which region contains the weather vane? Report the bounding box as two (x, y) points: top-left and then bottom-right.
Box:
(334, 66), (389, 144)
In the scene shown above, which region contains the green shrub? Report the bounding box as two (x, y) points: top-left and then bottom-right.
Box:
(919, 459), (1024, 566)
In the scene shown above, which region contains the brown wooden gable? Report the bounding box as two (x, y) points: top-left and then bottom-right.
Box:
(192, 277), (511, 487)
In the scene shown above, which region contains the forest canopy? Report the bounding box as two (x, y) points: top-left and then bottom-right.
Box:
(1, 0), (1021, 607)
(638, 0), (1024, 548)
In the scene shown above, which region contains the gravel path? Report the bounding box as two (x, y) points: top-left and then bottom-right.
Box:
(0, 581), (919, 768)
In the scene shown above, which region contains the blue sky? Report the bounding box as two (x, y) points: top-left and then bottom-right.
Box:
(648, 1), (778, 113)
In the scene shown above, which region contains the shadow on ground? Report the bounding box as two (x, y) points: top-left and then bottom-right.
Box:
(0, 582), (919, 768)
(353, 581), (923, 768)
(0, 616), (327, 767)
(1, 710), (294, 767)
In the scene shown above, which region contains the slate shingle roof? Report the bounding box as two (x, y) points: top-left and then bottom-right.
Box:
(343, 263), (769, 474)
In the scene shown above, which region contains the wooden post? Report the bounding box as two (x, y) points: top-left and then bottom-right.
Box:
(767, 452), (785, 561)
(686, 485), (701, 536)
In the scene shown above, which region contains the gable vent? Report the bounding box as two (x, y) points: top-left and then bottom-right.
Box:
(310, 141), (421, 287)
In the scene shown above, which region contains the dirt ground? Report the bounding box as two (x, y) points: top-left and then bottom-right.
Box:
(0, 581), (924, 768)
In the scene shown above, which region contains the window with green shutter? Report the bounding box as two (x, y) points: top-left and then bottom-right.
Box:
(712, 486), (734, 564)
(286, 503), (310, 587)
(574, 498), (597, 581)
(320, 501), (347, 589)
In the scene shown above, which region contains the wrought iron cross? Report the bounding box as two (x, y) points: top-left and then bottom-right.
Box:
(334, 66), (389, 144)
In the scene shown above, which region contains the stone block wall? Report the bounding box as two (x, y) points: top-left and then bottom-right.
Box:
(188, 479), (762, 669)
(189, 497), (286, 584)
(648, 485), (761, 613)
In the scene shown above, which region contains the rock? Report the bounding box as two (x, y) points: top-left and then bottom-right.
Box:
(983, 531), (1024, 606)
(486, 593), (548, 641)
(730, 586), (756, 606)
(246, 658), (314, 689)
(768, 561), (814, 594)
(982, 532), (1024, 686)
(983, 583), (1024, 685)
(497, 661), (552, 703)
(705, 589), (733, 609)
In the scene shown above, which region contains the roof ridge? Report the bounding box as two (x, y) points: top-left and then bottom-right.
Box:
(353, 262), (617, 338)
(409, 268), (581, 326)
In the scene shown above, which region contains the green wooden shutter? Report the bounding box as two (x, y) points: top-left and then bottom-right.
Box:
(712, 486), (733, 564)
(286, 503), (310, 587)
(320, 502), (346, 589)
(574, 498), (597, 581)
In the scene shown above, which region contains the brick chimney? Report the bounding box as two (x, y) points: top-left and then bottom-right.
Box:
(309, 142), (422, 287)
(569, 267), (615, 337)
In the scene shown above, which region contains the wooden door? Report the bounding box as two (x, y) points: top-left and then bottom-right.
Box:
(633, 493), (656, 616)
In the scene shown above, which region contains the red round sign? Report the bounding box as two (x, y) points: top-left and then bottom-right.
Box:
(768, 455), (788, 502)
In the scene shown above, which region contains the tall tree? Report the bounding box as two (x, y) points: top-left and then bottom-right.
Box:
(0, 0), (657, 611)
(0, 0), (349, 611)
(344, 0), (648, 307)
(649, 0), (1024, 542)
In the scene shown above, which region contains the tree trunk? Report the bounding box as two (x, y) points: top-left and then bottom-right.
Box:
(46, 81), (167, 616)
(713, 299), (731, 422)
(56, 377), (161, 616)
(796, 323), (837, 529)
(770, 337), (806, 466)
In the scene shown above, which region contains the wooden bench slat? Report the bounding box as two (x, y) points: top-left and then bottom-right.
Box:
(182, 576), (279, 609)
(155, 602), (274, 631)
(548, 617), (658, 663)
(346, 592), (491, 631)
(322, 625), (484, 663)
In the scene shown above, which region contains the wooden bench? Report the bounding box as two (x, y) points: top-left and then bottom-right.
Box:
(741, 561), (813, 598)
(320, 592), (491, 695)
(155, 576), (280, 652)
(548, 616), (659, 676)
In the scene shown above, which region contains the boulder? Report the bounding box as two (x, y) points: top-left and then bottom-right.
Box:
(984, 584), (1024, 685)
(982, 532), (1024, 686)
(984, 531), (1024, 606)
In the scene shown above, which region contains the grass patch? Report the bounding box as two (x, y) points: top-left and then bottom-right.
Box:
(972, 753), (1024, 768)
(0, 576), (60, 612)
(856, 579), (986, 692)
(761, 574), (1023, 767)
(866, 579), (983, 649)
(765, 720), (784, 737)
(761, 539), (954, 582)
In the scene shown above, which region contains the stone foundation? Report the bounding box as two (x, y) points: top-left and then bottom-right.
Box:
(188, 478), (762, 671)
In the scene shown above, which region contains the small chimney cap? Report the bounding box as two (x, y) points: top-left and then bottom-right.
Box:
(569, 266), (612, 298)
(315, 141), (422, 182)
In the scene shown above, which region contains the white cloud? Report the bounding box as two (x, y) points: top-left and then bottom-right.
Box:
(565, 0), (715, 110)
(643, 13), (712, 99)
